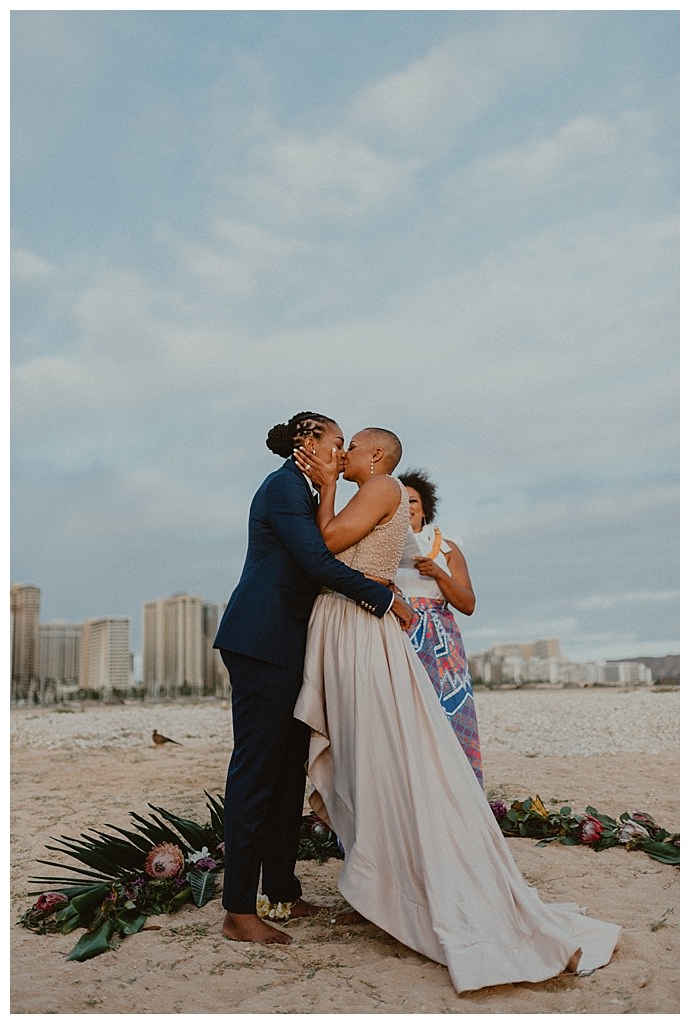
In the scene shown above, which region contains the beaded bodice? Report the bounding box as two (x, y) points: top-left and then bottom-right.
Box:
(336, 478), (410, 582)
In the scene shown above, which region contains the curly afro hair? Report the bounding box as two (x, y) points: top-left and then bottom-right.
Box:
(397, 468), (439, 523)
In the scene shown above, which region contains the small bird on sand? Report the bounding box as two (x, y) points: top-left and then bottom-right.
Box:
(152, 729), (181, 746)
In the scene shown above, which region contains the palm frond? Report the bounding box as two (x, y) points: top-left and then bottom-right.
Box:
(204, 791), (225, 840)
(96, 824), (155, 854)
(126, 810), (190, 848)
(147, 804), (215, 849)
(29, 862), (122, 887)
(41, 831), (145, 875)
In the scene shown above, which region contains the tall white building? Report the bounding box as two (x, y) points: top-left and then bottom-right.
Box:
(80, 617), (131, 697)
(143, 594), (225, 699)
(143, 594), (200, 699)
(202, 602), (226, 697)
(10, 583), (41, 702)
(38, 621), (82, 700)
(469, 643), (653, 687)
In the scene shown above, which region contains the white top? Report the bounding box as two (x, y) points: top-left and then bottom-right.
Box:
(395, 524), (452, 600)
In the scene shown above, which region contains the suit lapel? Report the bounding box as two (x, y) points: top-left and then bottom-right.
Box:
(285, 457), (317, 510)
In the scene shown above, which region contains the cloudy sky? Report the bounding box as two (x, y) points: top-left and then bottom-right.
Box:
(10, 8), (679, 667)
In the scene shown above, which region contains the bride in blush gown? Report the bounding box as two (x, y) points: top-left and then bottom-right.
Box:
(293, 428), (620, 995)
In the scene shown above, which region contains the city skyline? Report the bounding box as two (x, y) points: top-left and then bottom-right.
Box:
(13, 580), (678, 669)
(11, 11), (679, 664)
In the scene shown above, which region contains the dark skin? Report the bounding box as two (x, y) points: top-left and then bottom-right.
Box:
(293, 429), (415, 928)
(223, 426), (411, 945)
(404, 485), (476, 616)
(222, 897), (323, 945)
(294, 430), (415, 630)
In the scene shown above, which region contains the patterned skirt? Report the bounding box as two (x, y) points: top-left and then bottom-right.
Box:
(406, 597), (483, 787)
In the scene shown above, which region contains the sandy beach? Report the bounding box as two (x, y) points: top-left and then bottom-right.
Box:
(10, 688), (679, 1015)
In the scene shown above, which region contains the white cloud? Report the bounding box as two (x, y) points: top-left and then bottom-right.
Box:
(452, 109), (657, 205)
(10, 247), (55, 284)
(175, 217), (318, 296)
(347, 15), (562, 151)
(234, 129), (419, 226)
(575, 590), (678, 611)
(10, 11), (678, 661)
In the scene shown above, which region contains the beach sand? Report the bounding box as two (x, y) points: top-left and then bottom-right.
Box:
(10, 689), (679, 1015)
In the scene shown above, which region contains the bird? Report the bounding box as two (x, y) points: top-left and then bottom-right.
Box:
(152, 729), (181, 746)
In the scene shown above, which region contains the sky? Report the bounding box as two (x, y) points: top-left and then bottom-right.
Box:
(10, 8), (679, 668)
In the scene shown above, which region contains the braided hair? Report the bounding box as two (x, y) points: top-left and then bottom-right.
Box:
(397, 468), (439, 523)
(266, 411), (338, 458)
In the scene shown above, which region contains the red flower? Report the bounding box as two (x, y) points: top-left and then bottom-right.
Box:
(34, 892), (68, 914)
(577, 814), (605, 845)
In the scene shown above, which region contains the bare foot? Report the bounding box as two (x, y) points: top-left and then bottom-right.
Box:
(222, 912), (292, 944)
(289, 898), (330, 919)
(331, 908), (367, 926)
(566, 948), (583, 973)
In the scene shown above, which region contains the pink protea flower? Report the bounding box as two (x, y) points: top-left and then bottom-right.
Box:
(576, 814), (605, 845)
(34, 892), (68, 914)
(144, 842), (185, 879)
(618, 820), (650, 844)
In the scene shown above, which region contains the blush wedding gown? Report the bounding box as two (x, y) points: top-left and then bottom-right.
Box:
(293, 479), (620, 994)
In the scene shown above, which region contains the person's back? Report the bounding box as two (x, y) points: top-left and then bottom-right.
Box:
(215, 462), (322, 671)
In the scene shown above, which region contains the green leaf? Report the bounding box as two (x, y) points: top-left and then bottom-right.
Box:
(122, 811), (188, 850)
(187, 868), (218, 907)
(55, 903), (86, 934)
(594, 836), (619, 851)
(96, 824), (155, 855)
(148, 805), (213, 850)
(114, 908), (148, 935)
(29, 862), (121, 886)
(204, 792), (225, 844)
(68, 885), (111, 920)
(638, 840), (680, 866)
(39, 829), (144, 878)
(66, 919), (118, 961)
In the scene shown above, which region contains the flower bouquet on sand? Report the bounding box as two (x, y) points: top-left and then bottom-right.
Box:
(20, 793), (225, 961)
(20, 792), (678, 962)
(488, 796), (679, 865)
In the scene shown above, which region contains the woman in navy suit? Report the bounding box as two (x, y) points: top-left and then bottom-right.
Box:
(214, 411), (413, 944)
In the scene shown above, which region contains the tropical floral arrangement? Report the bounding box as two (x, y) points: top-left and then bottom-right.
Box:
(488, 796), (679, 865)
(20, 793), (226, 962)
(20, 793), (678, 962)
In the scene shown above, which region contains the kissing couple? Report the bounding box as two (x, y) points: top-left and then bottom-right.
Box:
(213, 410), (619, 994)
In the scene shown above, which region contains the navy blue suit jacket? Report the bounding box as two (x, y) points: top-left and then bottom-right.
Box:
(214, 457), (392, 672)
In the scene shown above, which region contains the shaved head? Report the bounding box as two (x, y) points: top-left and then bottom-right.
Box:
(361, 427), (403, 471)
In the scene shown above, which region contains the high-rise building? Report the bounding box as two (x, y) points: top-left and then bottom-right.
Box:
(534, 639), (561, 660)
(38, 621), (82, 700)
(80, 617), (131, 697)
(143, 594), (203, 699)
(10, 584), (41, 702)
(202, 602), (226, 697)
(492, 639), (561, 660)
